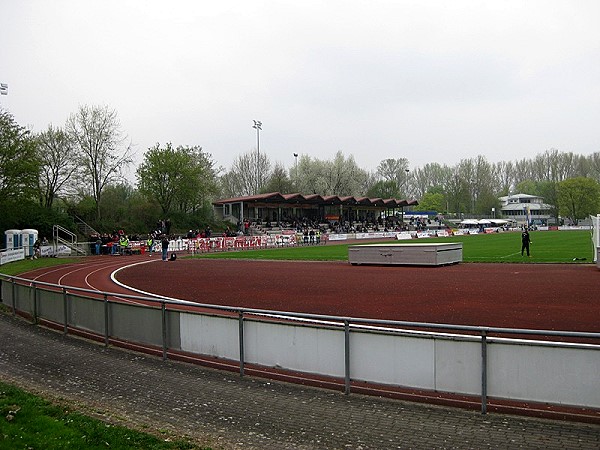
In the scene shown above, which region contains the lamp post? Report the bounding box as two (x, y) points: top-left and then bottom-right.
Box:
(401, 168), (410, 224)
(293, 153), (298, 191)
(252, 120), (262, 194)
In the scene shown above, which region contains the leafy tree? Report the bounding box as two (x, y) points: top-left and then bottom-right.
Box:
(137, 143), (218, 216)
(0, 198), (75, 241)
(263, 162), (293, 193)
(321, 152), (367, 196)
(177, 148), (219, 214)
(366, 180), (400, 199)
(515, 180), (539, 195)
(0, 108), (40, 202)
(96, 183), (159, 233)
(293, 151), (367, 196)
(36, 124), (79, 208)
(413, 192), (444, 213)
(66, 105), (133, 220)
(295, 154), (327, 194)
(474, 189), (502, 216)
(515, 180), (559, 222)
(557, 177), (600, 224)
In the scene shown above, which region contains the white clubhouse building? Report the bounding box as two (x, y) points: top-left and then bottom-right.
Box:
(499, 193), (553, 226)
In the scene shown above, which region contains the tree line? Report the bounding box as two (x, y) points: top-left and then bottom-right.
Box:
(1, 105), (600, 240)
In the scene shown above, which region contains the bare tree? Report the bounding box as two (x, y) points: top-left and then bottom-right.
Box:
(376, 158), (410, 196)
(36, 124), (79, 208)
(493, 161), (515, 196)
(66, 105), (133, 219)
(587, 152), (600, 182)
(410, 163), (451, 199)
(224, 149), (272, 196)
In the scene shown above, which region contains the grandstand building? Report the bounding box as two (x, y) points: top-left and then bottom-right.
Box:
(213, 192), (418, 229)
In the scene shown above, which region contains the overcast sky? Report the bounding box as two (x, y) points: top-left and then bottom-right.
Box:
(1, 0), (599, 181)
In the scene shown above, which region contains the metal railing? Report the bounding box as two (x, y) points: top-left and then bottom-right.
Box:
(1, 273), (599, 415)
(72, 215), (99, 238)
(53, 224), (87, 256)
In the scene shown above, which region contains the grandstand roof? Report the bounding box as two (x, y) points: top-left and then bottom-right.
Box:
(213, 192), (418, 208)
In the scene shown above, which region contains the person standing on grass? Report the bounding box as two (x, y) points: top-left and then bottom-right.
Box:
(161, 235), (169, 261)
(521, 228), (532, 257)
(147, 235), (154, 256)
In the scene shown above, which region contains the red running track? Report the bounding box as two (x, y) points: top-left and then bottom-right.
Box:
(18, 255), (600, 333)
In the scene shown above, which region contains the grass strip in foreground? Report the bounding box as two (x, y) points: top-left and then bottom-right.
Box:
(0, 381), (204, 450)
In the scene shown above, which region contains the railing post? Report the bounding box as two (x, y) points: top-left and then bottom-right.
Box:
(10, 278), (16, 315)
(161, 301), (167, 361)
(481, 329), (488, 415)
(32, 282), (38, 324)
(62, 287), (68, 335)
(238, 311), (245, 377)
(344, 319), (350, 395)
(103, 293), (109, 347)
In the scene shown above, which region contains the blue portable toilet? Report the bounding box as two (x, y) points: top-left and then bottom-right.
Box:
(4, 229), (22, 250)
(21, 229), (38, 257)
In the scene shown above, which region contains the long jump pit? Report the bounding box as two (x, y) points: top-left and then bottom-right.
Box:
(348, 242), (462, 266)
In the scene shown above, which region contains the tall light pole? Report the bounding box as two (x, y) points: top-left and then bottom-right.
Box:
(293, 153), (298, 191)
(401, 168), (410, 224)
(253, 120), (262, 194)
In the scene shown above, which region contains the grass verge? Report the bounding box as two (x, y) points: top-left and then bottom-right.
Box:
(0, 257), (81, 276)
(0, 381), (204, 449)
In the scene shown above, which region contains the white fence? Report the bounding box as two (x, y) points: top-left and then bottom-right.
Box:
(1, 274), (599, 414)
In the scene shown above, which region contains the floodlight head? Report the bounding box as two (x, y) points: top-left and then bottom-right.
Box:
(253, 120), (262, 130)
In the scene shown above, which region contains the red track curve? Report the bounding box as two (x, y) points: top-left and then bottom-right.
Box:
(16, 254), (600, 333)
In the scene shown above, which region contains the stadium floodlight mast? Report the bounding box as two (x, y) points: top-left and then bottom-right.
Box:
(401, 168), (410, 223)
(252, 120), (262, 194)
(294, 153), (299, 190)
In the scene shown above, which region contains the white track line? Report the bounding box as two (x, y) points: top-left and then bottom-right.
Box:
(110, 262), (205, 307)
(501, 251), (521, 258)
(57, 259), (128, 286)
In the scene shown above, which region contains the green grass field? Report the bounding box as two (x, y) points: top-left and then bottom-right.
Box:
(192, 230), (594, 263)
(0, 257), (81, 276)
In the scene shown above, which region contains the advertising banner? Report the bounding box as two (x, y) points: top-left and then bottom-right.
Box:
(0, 248), (25, 266)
